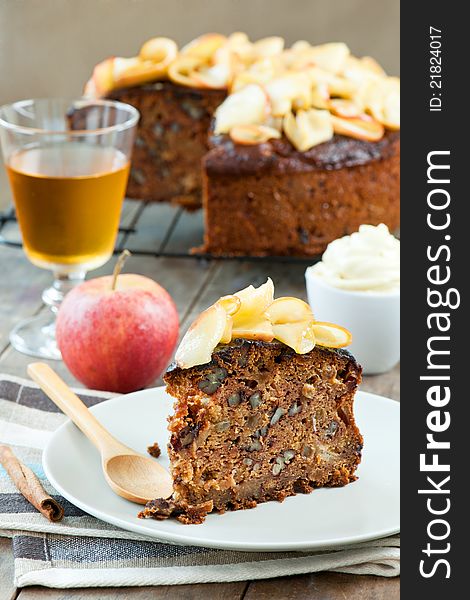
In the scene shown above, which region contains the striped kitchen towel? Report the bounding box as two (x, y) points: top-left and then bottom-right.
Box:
(0, 374), (400, 588)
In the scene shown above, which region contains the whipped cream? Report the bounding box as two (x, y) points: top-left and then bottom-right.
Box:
(309, 224), (400, 292)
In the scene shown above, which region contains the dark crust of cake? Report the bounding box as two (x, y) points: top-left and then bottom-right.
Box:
(141, 340), (363, 524)
(206, 130), (400, 175)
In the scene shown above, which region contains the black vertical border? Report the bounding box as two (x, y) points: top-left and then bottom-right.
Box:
(401, 1), (465, 596)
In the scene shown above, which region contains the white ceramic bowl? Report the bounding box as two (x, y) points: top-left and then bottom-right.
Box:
(305, 268), (400, 375)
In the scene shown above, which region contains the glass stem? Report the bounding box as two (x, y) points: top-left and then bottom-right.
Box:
(42, 271), (86, 314)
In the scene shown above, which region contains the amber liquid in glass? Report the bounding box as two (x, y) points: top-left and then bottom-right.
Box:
(6, 143), (130, 271)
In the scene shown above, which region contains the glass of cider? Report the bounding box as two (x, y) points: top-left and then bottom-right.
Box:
(0, 98), (139, 359)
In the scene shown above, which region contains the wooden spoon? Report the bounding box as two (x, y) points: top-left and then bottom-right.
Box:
(28, 362), (173, 504)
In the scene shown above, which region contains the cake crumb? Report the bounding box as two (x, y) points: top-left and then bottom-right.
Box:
(147, 442), (161, 458)
(138, 497), (214, 524)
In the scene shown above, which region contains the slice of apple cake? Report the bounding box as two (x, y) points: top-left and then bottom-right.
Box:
(139, 279), (363, 524)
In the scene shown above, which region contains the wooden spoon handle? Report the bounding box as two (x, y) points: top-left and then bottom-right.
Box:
(27, 363), (121, 455)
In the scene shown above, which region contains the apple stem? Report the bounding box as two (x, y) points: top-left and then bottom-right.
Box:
(111, 249), (131, 291)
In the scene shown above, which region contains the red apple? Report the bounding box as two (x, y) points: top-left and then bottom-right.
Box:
(56, 258), (179, 393)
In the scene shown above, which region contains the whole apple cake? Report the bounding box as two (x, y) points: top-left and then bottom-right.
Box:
(139, 279), (363, 524)
(84, 33), (400, 255)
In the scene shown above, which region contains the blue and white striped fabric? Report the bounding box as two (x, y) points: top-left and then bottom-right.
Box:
(0, 374), (400, 588)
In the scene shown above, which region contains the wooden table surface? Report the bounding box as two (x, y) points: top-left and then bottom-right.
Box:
(0, 201), (399, 599)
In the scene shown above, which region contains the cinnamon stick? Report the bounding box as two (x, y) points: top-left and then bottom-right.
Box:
(0, 444), (64, 522)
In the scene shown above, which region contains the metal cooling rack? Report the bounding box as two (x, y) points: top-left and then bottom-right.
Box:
(0, 200), (317, 264)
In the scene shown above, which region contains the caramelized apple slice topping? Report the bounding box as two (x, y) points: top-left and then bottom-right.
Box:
(253, 36), (285, 57)
(360, 56), (387, 77)
(230, 57), (280, 92)
(310, 82), (330, 109)
(220, 316), (233, 344)
(84, 57), (115, 97)
(311, 322), (352, 348)
(180, 33), (227, 60)
(191, 63), (232, 89)
(175, 303), (228, 369)
(377, 78), (400, 130)
(265, 297), (313, 324)
(233, 279), (274, 323)
(167, 55), (207, 88)
(329, 99), (362, 118)
(216, 295), (240, 344)
(308, 42), (350, 74)
(214, 84), (270, 134)
(230, 124), (281, 145)
(273, 320), (316, 354)
(343, 55), (385, 85)
(139, 37), (178, 66)
(84, 41), (177, 97)
(267, 297), (316, 353)
(265, 73), (312, 116)
(217, 295), (241, 316)
(231, 279), (275, 341)
(112, 57), (169, 89)
(356, 76), (400, 130)
(232, 318), (274, 342)
(283, 109), (334, 152)
(382, 91), (400, 130)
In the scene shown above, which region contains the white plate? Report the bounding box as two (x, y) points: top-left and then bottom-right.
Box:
(43, 388), (399, 552)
